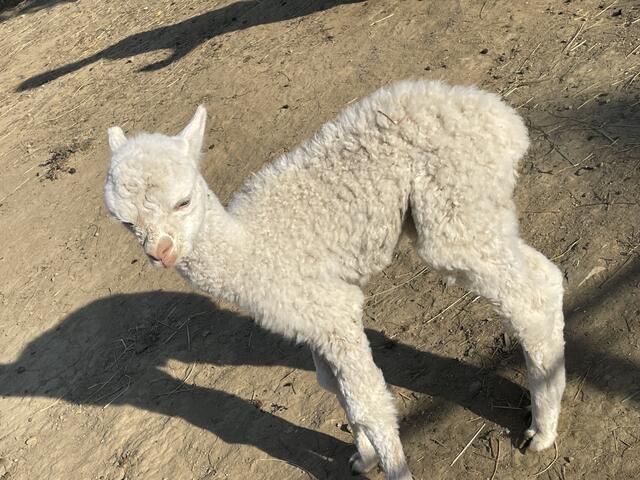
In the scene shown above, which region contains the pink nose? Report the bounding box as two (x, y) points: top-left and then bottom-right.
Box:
(146, 236), (174, 263)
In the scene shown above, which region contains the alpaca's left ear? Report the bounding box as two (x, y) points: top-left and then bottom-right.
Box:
(179, 105), (207, 161)
(107, 126), (127, 152)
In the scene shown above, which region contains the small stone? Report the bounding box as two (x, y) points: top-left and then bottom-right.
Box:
(611, 8), (622, 17)
(16, 366), (25, 374)
(25, 437), (37, 446)
(480, 48), (489, 54)
(338, 422), (351, 433)
(564, 456), (574, 463)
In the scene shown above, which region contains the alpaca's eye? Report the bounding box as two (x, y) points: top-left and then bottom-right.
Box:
(175, 198), (191, 210)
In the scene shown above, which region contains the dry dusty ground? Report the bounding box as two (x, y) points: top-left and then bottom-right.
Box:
(0, 0), (639, 479)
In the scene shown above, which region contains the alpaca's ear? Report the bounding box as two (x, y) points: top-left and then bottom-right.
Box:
(107, 126), (127, 152)
(179, 105), (207, 161)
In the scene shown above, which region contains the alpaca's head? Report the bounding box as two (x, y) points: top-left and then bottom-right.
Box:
(104, 106), (209, 268)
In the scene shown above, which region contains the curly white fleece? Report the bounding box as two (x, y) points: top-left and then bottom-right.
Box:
(104, 80), (566, 480)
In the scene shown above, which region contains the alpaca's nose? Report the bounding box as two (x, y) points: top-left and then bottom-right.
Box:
(146, 236), (174, 264)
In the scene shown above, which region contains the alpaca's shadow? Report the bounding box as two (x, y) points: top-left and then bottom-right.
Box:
(0, 290), (529, 476)
(16, 0), (364, 91)
(0, 0), (73, 22)
(1, 256), (639, 476)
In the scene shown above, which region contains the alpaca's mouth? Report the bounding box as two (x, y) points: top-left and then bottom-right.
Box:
(148, 255), (177, 268)
(148, 257), (164, 268)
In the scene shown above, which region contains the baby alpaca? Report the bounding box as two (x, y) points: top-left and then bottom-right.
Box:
(104, 80), (566, 479)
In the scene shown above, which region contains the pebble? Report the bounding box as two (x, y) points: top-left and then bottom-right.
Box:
(25, 437), (37, 446)
(337, 422), (351, 433)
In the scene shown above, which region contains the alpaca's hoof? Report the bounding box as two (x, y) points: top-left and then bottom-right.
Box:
(519, 428), (556, 452)
(349, 452), (378, 475)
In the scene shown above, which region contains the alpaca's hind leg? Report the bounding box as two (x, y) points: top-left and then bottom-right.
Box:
(514, 243), (566, 450)
(416, 234), (565, 450)
(312, 350), (378, 473)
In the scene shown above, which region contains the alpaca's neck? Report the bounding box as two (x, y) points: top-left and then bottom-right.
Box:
(177, 180), (248, 302)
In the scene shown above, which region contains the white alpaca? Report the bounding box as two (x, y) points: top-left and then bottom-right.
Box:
(104, 80), (566, 480)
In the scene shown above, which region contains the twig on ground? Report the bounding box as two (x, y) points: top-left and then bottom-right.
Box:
(556, 153), (594, 173)
(154, 363), (196, 398)
(551, 238), (580, 260)
(563, 22), (585, 53)
(490, 438), (500, 480)
(516, 43), (541, 73)
(34, 397), (63, 414)
(573, 366), (591, 401)
(626, 43), (640, 58)
(0, 177), (31, 204)
(620, 390), (640, 404)
(479, 0), (490, 19)
(594, 1), (617, 17)
(450, 423), (486, 467)
(569, 39), (587, 52)
(600, 244), (640, 288)
(624, 71), (640, 90)
(370, 13), (394, 26)
(367, 266), (429, 299)
(103, 376), (132, 409)
(163, 311), (207, 344)
(425, 292), (471, 324)
(533, 441), (559, 477)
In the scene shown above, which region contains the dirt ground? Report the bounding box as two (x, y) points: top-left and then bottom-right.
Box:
(0, 0), (639, 479)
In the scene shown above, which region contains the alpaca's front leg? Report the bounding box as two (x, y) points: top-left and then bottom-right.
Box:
(315, 332), (411, 480)
(312, 350), (379, 473)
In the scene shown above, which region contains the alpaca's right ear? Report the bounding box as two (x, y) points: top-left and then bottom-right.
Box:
(108, 126), (127, 152)
(179, 105), (207, 161)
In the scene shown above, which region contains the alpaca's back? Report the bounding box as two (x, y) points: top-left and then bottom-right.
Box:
(228, 80), (529, 283)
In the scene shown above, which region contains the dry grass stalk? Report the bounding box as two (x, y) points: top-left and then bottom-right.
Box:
(533, 441), (559, 477)
(425, 292), (471, 324)
(450, 422), (486, 467)
(371, 13), (394, 26)
(563, 22), (586, 53)
(490, 438), (500, 480)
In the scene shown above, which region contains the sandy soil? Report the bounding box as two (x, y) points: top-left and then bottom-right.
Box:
(1, 0), (639, 479)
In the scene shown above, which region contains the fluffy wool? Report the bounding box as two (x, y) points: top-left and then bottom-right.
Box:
(104, 80), (566, 480)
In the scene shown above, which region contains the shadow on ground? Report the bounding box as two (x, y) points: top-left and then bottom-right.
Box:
(16, 0), (364, 91)
(0, 0), (74, 22)
(1, 255), (638, 476)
